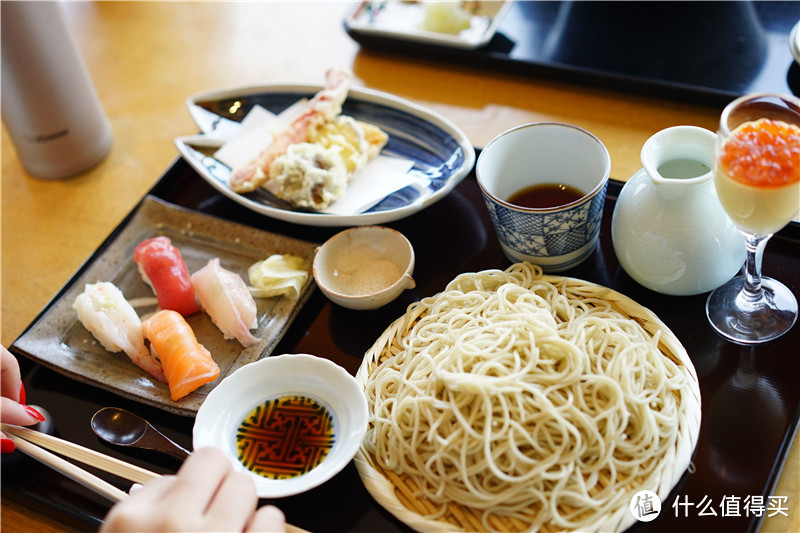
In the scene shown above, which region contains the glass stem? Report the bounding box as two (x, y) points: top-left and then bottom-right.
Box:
(740, 232), (770, 304)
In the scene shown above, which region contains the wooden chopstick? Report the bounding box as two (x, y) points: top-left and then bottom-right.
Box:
(2, 424), (310, 533)
(2, 423), (160, 485)
(4, 431), (130, 503)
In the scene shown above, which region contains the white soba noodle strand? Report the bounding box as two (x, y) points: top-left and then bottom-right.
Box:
(362, 262), (690, 532)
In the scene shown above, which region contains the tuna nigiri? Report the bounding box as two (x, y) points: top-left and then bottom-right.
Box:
(73, 282), (166, 382)
(141, 309), (219, 401)
(191, 258), (261, 347)
(134, 236), (200, 316)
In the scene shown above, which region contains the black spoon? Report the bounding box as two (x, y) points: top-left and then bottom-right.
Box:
(90, 407), (190, 460)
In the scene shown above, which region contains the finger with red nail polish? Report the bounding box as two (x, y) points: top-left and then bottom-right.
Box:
(24, 405), (45, 422)
(2, 346), (45, 450)
(1, 398), (45, 427)
(1, 438), (15, 454)
(2, 346), (23, 404)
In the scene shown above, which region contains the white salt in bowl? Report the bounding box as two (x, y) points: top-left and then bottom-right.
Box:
(313, 226), (415, 310)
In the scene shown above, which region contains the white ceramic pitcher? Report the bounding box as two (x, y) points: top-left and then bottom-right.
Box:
(612, 126), (745, 296)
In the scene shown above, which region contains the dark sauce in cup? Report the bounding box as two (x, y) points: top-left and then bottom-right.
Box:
(235, 394), (335, 479)
(508, 183), (584, 208)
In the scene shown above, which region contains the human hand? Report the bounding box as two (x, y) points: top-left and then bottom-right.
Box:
(101, 446), (286, 532)
(1, 346), (46, 453)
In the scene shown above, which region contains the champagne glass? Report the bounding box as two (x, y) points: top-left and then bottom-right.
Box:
(705, 93), (800, 344)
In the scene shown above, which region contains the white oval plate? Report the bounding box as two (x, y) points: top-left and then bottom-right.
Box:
(344, 1), (511, 50)
(193, 353), (368, 498)
(175, 83), (475, 227)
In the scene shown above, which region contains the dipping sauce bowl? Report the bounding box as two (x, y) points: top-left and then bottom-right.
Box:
(313, 226), (415, 310)
(193, 354), (368, 498)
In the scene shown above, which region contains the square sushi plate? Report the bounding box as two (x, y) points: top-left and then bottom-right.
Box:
(11, 196), (318, 417)
(344, 1), (511, 49)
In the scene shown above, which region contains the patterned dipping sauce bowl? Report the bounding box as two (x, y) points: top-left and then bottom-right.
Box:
(477, 123), (610, 273)
(193, 354), (367, 497)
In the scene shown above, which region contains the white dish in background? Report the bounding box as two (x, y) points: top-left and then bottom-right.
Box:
(193, 354), (368, 498)
(176, 83), (475, 227)
(791, 20), (800, 64)
(344, 1), (511, 49)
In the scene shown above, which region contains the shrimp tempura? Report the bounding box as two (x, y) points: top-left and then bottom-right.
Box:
(229, 68), (351, 193)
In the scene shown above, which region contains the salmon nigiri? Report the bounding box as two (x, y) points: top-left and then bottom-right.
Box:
(134, 236), (201, 316)
(141, 309), (219, 401)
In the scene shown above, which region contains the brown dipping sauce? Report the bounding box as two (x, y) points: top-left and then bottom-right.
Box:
(235, 394), (336, 480)
(507, 183), (584, 209)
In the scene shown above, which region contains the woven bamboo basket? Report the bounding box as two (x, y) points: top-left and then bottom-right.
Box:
(354, 265), (702, 532)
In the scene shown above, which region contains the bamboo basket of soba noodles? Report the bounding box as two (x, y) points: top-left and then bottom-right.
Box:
(355, 262), (701, 532)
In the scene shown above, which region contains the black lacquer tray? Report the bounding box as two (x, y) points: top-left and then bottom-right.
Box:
(4, 156), (799, 532)
(345, 1), (800, 106)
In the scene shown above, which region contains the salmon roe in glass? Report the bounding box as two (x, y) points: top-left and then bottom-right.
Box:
(718, 118), (800, 188)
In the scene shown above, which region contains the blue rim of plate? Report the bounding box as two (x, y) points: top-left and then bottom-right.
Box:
(175, 83), (475, 227)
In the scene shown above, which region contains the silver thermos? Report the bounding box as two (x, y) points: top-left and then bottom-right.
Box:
(1, 1), (112, 179)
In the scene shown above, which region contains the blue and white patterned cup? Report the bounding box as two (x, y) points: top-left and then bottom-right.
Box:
(477, 123), (611, 272)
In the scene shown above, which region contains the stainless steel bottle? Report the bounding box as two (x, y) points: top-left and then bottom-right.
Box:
(1, 1), (112, 179)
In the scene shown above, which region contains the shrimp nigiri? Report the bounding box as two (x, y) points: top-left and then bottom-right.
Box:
(134, 236), (201, 316)
(73, 282), (166, 382)
(229, 68), (351, 193)
(141, 309), (219, 401)
(191, 258), (261, 347)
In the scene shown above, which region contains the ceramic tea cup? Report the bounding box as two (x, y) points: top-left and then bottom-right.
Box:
(476, 123), (611, 272)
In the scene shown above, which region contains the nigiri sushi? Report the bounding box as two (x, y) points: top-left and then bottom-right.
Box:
(141, 309), (219, 401)
(73, 282), (166, 382)
(134, 236), (201, 316)
(191, 258), (261, 347)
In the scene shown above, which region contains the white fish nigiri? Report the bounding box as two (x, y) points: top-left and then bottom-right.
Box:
(73, 281), (166, 382)
(191, 258), (261, 347)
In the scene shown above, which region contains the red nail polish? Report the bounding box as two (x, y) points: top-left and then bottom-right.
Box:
(1, 438), (15, 454)
(19, 382), (26, 405)
(24, 405), (45, 422)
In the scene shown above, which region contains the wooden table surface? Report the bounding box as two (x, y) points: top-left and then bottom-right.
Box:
(1, 2), (796, 532)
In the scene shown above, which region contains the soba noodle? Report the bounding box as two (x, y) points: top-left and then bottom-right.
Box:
(362, 262), (691, 532)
